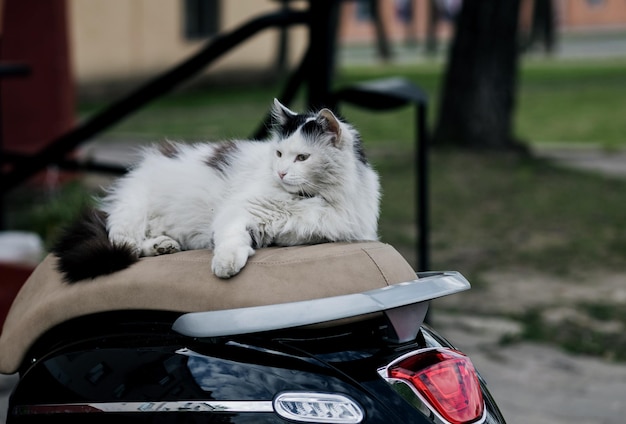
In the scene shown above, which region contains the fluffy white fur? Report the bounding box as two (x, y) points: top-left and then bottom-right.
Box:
(100, 100), (380, 278)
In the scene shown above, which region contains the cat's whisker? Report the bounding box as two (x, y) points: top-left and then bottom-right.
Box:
(300, 179), (321, 191)
(305, 181), (326, 195)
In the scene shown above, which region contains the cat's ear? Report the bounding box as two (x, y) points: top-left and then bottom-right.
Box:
(272, 98), (297, 125)
(317, 108), (342, 147)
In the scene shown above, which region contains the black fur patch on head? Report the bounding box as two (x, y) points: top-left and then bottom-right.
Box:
(205, 141), (239, 174)
(158, 141), (181, 158)
(300, 119), (326, 141)
(52, 209), (139, 283)
(274, 113), (311, 139)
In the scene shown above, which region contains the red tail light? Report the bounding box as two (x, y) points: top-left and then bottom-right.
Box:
(380, 348), (485, 424)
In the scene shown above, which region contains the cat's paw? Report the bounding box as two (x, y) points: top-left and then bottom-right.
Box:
(211, 245), (255, 279)
(142, 236), (181, 257)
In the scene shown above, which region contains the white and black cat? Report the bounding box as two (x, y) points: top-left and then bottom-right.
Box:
(52, 99), (381, 282)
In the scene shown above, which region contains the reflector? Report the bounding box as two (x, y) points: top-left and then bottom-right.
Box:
(273, 392), (364, 423)
(382, 348), (485, 424)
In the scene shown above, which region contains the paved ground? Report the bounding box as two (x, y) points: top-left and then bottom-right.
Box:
(338, 29), (626, 65)
(533, 144), (626, 178)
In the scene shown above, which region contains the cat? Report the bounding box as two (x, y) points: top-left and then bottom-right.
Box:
(52, 99), (381, 282)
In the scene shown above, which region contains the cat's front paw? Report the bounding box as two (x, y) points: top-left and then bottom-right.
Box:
(211, 244), (255, 279)
(142, 235), (181, 257)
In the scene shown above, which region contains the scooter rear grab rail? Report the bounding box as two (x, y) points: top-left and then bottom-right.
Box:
(172, 271), (469, 343)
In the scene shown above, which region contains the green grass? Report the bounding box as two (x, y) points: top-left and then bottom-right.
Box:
(377, 149), (626, 275)
(511, 303), (626, 362)
(78, 85), (283, 142)
(8, 181), (96, 250)
(77, 57), (626, 150)
(516, 59), (626, 148)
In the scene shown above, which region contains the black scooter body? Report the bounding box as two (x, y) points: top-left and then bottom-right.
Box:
(8, 309), (505, 424)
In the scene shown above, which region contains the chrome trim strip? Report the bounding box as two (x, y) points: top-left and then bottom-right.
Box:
(172, 271), (470, 338)
(16, 401), (273, 415)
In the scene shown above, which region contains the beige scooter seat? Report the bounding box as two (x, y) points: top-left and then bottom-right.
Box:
(0, 241), (416, 374)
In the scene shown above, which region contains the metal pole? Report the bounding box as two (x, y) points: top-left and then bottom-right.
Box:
(416, 102), (429, 272)
(307, 0), (340, 109)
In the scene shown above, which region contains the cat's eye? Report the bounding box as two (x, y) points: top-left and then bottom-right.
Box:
(276, 150), (282, 157)
(295, 154), (310, 162)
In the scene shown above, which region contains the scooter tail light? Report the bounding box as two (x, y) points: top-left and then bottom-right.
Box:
(382, 348), (485, 424)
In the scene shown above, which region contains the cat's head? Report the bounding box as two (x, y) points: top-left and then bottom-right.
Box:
(270, 99), (367, 196)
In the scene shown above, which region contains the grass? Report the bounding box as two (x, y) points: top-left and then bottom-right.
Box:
(511, 303), (626, 362)
(8, 181), (96, 250)
(7, 54), (626, 360)
(76, 57), (626, 149)
(516, 59), (626, 148)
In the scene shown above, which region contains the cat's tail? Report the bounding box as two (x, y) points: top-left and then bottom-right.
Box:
(51, 208), (139, 283)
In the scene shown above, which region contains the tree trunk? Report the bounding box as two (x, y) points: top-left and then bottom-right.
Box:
(433, 0), (524, 150)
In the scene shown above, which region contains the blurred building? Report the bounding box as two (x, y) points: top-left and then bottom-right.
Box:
(3, 0), (626, 98)
(557, 0), (626, 30)
(339, 0), (626, 46)
(338, 0), (456, 46)
(0, 0), (306, 98)
(67, 0), (307, 96)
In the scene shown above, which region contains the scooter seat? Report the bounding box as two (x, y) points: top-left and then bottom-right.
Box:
(0, 241), (416, 374)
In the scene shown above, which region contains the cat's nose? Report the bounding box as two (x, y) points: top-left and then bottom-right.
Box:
(278, 171), (287, 179)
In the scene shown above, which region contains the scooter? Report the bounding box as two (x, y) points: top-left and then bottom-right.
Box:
(0, 241), (506, 424)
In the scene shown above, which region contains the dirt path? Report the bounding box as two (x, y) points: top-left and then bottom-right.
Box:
(533, 145), (626, 178)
